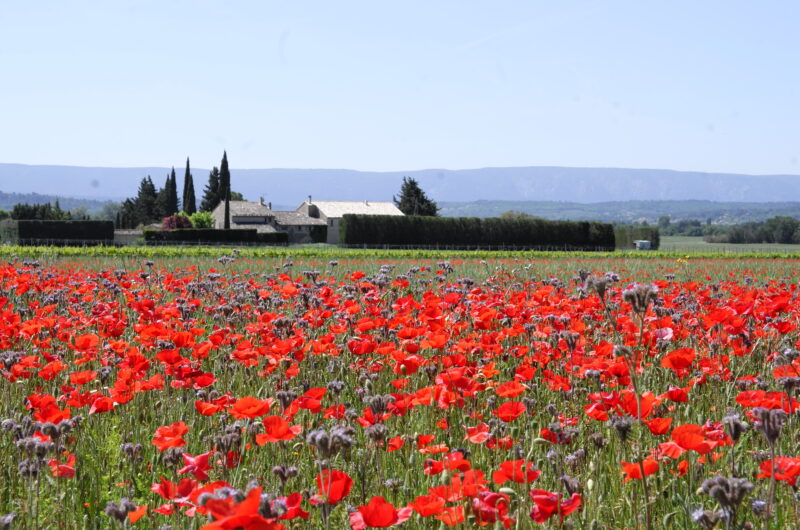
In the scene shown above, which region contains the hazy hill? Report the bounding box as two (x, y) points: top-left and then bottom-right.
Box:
(2, 163), (800, 205)
(438, 200), (800, 224)
(0, 191), (112, 214)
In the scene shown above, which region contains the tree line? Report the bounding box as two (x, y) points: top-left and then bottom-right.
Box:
(117, 152), (238, 229)
(702, 216), (800, 244)
(3, 165), (441, 231)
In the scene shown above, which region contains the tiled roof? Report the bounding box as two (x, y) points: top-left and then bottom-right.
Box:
(272, 211), (327, 226)
(227, 201), (272, 216)
(302, 201), (404, 218)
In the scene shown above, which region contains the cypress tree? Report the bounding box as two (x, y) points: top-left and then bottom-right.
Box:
(219, 151), (231, 229)
(199, 167), (220, 212)
(167, 167), (179, 215)
(154, 174), (170, 220)
(182, 157), (196, 215)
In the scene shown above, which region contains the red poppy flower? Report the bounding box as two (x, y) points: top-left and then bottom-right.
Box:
(757, 457), (800, 486)
(48, 453), (76, 478)
(152, 421), (188, 452)
(473, 491), (513, 528)
(660, 347), (696, 376)
(464, 423), (491, 444)
(621, 459), (659, 482)
(495, 380), (527, 398)
(228, 396), (273, 419)
(644, 417), (673, 435)
(255, 416), (302, 445)
(411, 494), (445, 517)
(349, 497), (413, 529)
(529, 489), (582, 524)
(202, 487), (284, 530)
(492, 460), (541, 485)
(494, 401), (526, 422)
(671, 424), (716, 454)
(177, 451), (213, 481)
(311, 469), (353, 505)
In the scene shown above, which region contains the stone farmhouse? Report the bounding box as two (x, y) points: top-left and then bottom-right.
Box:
(295, 197), (404, 244)
(211, 197), (404, 244)
(210, 200), (326, 244)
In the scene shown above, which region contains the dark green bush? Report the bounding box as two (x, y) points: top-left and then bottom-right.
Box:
(0, 220), (114, 245)
(340, 215), (615, 250)
(143, 229), (287, 245)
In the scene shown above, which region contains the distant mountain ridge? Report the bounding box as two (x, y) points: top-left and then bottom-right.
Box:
(439, 200), (800, 224)
(2, 163), (800, 205)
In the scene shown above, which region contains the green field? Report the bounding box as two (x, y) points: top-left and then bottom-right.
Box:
(660, 235), (800, 253)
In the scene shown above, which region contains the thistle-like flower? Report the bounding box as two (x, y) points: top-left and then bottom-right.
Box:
(752, 407), (786, 445)
(700, 476), (753, 516)
(623, 283), (658, 314)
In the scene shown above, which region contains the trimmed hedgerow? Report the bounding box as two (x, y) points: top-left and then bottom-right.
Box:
(339, 215), (615, 250)
(144, 229), (288, 245)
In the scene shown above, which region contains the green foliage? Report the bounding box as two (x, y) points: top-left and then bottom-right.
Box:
(189, 211), (214, 229)
(340, 214), (614, 249)
(182, 158), (197, 215)
(199, 167), (221, 212)
(0, 210), (8, 221)
(155, 169), (179, 219)
(614, 225), (661, 249)
(143, 228), (287, 245)
(0, 191), (111, 214)
(0, 219), (114, 244)
(704, 216), (800, 244)
(393, 177), (439, 216)
(309, 225), (327, 243)
(118, 176), (159, 228)
(10, 200), (72, 220)
(219, 151), (231, 229)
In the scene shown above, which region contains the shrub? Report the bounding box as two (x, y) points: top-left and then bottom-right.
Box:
(189, 211), (215, 229)
(162, 214), (193, 229)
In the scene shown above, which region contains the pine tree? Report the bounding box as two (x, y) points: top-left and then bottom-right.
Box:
(199, 167), (221, 212)
(219, 151), (231, 229)
(182, 157), (196, 215)
(393, 177), (439, 216)
(134, 176), (158, 225)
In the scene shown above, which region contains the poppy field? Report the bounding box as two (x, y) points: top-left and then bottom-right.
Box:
(2, 254), (800, 529)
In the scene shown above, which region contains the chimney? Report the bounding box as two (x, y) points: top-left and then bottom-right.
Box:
(259, 196), (265, 206)
(307, 195), (312, 204)
(268, 202), (272, 210)
(365, 200), (369, 206)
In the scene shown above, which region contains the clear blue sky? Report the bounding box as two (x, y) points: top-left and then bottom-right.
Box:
(1, 1), (799, 174)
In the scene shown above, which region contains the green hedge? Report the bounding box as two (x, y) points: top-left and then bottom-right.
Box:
(143, 229), (288, 245)
(309, 225), (327, 244)
(0, 219), (114, 244)
(614, 226), (660, 250)
(340, 215), (615, 250)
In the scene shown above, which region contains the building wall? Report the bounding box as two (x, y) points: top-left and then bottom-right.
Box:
(326, 217), (339, 244)
(210, 206), (223, 229)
